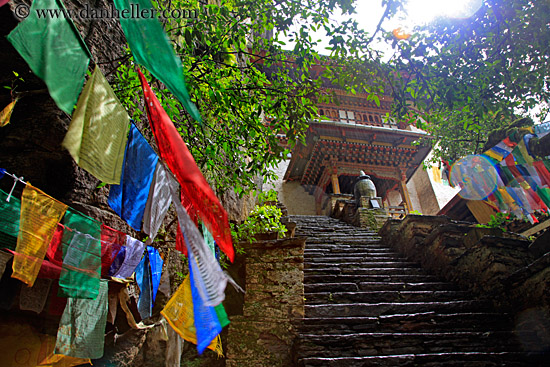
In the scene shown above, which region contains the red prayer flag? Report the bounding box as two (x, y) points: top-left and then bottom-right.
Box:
(137, 68), (234, 262)
(100, 224), (125, 277)
(534, 161), (550, 187)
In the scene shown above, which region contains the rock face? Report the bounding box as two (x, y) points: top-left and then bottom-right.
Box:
(293, 215), (546, 366)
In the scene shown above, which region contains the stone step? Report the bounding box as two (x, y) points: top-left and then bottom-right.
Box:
(304, 258), (419, 269)
(305, 281), (459, 293)
(299, 352), (546, 367)
(304, 255), (415, 263)
(304, 249), (401, 256)
(296, 331), (522, 359)
(304, 244), (389, 251)
(304, 290), (473, 304)
(304, 268), (427, 277)
(304, 274), (441, 283)
(300, 312), (514, 334)
(305, 300), (493, 318)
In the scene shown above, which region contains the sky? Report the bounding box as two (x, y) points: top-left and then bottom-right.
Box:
(280, 0), (484, 56)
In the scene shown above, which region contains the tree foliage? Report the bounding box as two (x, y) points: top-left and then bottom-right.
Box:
(114, 0), (391, 196)
(113, 0), (550, 194)
(385, 0), (550, 162)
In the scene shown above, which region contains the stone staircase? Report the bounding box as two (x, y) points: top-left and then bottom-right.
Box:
(291, 215), (544, 366)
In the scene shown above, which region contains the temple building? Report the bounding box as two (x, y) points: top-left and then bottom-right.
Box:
(268, 87), (459, 216)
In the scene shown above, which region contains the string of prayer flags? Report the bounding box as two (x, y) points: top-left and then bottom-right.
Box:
(113, 0), (201, 122)
(7, 0), (90, 115)
(100, 224), (126, 277)
(0, 189), (21, 250)
(108, 123), (158, 231)
(138, 69), (234, 262)
(0, 99), (17, 127)
(171, 187), (227, 307)
(148, 246), (163, 303)
(143, 163), (175, 242)
(63, 65), (129, 184)
(136, 251), (152, 320)
(12, 184), (67, 287)
(55, 280), (109, 359)
(112, 236), (145, 279)
(161, 275), (223, 356)
(58, 230), (101, 299)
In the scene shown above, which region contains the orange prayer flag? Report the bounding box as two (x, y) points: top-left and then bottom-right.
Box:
(12, 184), (67, 286)
(0, 99), (17, 127)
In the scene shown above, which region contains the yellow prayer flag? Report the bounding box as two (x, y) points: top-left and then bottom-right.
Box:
(431, 165), (442, 184)
(161, 275), (223, 356)
(63, 65), (129, 184)
(12, 184), (67, 286)
(0, 99), (17, 127)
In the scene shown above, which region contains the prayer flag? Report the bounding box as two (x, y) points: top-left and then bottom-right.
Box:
(143, 163), (175, 241)
(135, 251), (152, 320)
(108, 246), (126, 276)
(63, 65), (129, 184)
(19, 277), (52, 314)
(100, 224), (125, 277)
(431, 165), (442, 184)
(0, 189), (21, 250)
(0, 99), (17, 127)
(161, 275), (223, 356)
(55, 280), (108, 359)
(138, 69), (234, 262)
(108, 123), (158, 231)
(188, 259), (223, 354)
(113, 0), (201, 122)
(0, 251), (12, 279)
(0, 323), (91, 367)
(112, 236), (145, 279)
(12, 184), (67, 287)
(58, 230), (101, 299)
(7, 0), (90, 114)
(148, 246), (163, 303)
(171, 188), (227, 307)
(533, 161), (550, 187)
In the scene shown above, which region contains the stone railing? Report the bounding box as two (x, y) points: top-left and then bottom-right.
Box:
(379, 215), (550, 351)
(226, 236), (306, 367)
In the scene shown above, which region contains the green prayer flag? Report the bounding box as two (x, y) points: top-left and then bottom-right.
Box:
(113, 0), (202, 122)
(0, 190), (21, 250)
(59, 209), (102, 299)
(537, 187), (550, 208)
(55, 280), (108, 359)
(63, 66), (129, 184)
(511, 145), (527, 165)
(7, 0), (90, 114)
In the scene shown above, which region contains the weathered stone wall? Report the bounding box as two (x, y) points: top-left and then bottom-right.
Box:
(379, 215), (550, 351)
(226, 237), (305, 367)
